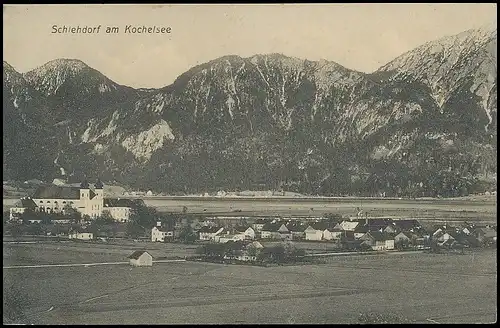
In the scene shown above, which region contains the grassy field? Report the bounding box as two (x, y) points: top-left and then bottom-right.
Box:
(2, 241), (198, 266)
(142, 196), (497, 222)
(3, 242), (497, 324)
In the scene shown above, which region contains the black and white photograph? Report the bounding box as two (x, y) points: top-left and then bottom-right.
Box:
(3, 3), (497, 324)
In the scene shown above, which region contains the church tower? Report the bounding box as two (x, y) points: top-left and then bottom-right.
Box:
(80, 179), (90, 217)
(95, 178), (104, 199)
(94, 178), (105, 217)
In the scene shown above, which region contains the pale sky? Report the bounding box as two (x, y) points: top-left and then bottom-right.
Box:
(3, 4), (497, 89)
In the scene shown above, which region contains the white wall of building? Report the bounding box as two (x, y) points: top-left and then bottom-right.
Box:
(29, 187), (132, 222)
(151, 227), (173, 242)
(68, 232), (94, 240)
(105, 207), (131, 222)
(305, 230), (323, 241)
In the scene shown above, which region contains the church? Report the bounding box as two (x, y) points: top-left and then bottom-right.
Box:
(10, 179), (135, 222)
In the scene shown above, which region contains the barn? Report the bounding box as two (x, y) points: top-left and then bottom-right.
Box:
(127, 250), (153, 267)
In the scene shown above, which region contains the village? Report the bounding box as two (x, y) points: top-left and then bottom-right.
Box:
(3, 180), (497, 266)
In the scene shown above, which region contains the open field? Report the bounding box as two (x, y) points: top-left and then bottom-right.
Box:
(4, 196), (496, 222)
(3, 242), (497, 324)
(3, 240), (198, 266)
(142, 196), (497, 222)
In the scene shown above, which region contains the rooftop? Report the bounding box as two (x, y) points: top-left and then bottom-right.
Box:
(198, 226), (223, 233)
(127, 250), (152, 260)
(32, 185), (81, 200)
(103, 198), (136, 207)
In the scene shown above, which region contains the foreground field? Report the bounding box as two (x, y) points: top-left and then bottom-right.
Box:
(2, 241), (198, 266)
(3, 243), (496, 324)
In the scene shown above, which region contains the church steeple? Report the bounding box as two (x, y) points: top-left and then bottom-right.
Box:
(95, 178), (104, 189)
(80, 179), (89, 189)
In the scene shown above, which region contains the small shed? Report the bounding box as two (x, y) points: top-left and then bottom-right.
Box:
(128, 250), (153, 267)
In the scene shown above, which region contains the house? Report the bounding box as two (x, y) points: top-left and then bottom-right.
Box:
(365, 218), (394, 231)
(324, 227), (343, 241)
(454, 233), (480, 248)
(353, 224), (370, 240)
(434, 231), (456, 243)
(68, 230), (94, 240)
(322, 227), (334, 241)
(128, 250), (153, 267)
(432, 225), (450, 237)
(277, 223), (292, 240)
(286, 221), (308, 240)
(304, 225), (323, 241)
(383, 222), (398, 234)
(198, 226), (224, 241)
(233, 226), (256, 240)
(151, 226), (174, 242)
(341, 231), (362, 250)
(393, 219), (422, 233)
(335, 220), (361, 231)
(461, 226), (473, 235)
(353, 220), (393, 240)
(252, 219), (269, 232)
(223, 241), (264, 262)
(103, 198), (136, 222)
(26, 179), (134, 221)
(304, 222), (328, 241)
(394, 231), (412, 247)
(260, 222), (284, 239)
(51, 217), (73, 224)
(217, 234), (246, 243)
(473, 227), (497, 244)
(360, 231), (395, 251)
(9, 197), (38, 221)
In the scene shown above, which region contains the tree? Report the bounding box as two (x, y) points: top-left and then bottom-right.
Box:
(9, 224), (23, 237)
(197, 243), (226, 259)
(257, 245), (286, 263)
(129, 203), (159, 229)
(224, 241), (244, 258)
(63, 204), (82, 223)
(26, 223), (42, 236)
(429, 237), (441, 253)
(125, 221), (144, 239)
(3, 211), (10, 223)
(178, 224), (197, 244)
(246, 244), (259, 258)
(81, 214), (91, 224)
(101, 210), (115, 222)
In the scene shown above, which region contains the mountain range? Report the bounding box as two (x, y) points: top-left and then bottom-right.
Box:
(3, 26), (497, 197)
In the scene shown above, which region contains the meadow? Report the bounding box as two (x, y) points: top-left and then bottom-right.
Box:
(3, 242), (497, 324)
(141, 196), (497, 222)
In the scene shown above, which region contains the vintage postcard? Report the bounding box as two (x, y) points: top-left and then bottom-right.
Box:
(3, 4), (497, 325)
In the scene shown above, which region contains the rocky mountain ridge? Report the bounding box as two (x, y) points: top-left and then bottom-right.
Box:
(3, 26), (497, 197)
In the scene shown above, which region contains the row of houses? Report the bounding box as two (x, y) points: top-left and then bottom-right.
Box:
(151, 216), (497, 251)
